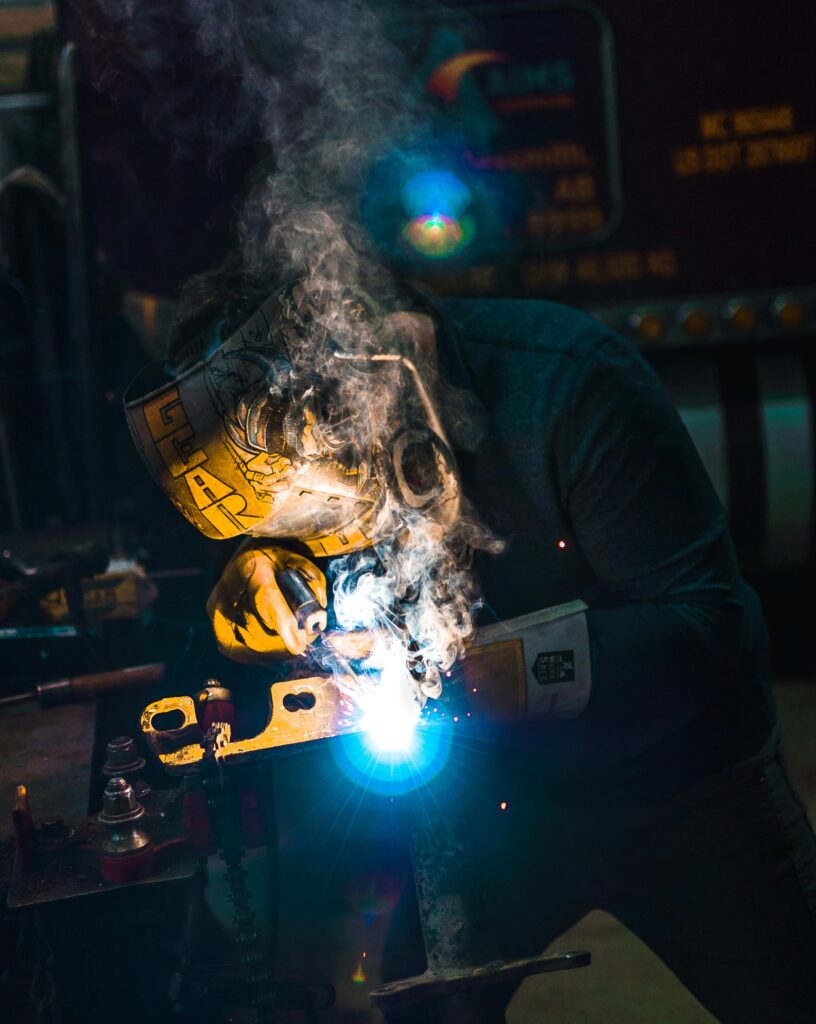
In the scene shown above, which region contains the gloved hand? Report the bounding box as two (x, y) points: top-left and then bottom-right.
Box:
(207, 542), (327, 662)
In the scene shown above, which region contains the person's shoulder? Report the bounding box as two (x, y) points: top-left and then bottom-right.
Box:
(436, 296), (615, 362)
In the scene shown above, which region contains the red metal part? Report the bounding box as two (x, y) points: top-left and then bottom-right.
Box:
(99, 845), (156, 883)
(239, 784), (266, 848)
(198, 699), (235, 732)
(182, 785), (216, 856)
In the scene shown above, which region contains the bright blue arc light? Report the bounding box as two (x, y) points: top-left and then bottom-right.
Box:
(331, 718), (453, 797)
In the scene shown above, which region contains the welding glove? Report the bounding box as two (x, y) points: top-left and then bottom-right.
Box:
(207, 541), (327, 662)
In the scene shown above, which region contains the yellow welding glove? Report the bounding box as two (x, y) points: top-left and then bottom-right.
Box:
(207, 541), (328, 663)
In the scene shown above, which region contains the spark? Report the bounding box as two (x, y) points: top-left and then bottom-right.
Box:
(500, 801), (508, 811)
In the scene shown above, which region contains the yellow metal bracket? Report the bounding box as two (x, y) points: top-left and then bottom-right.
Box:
(140, 676), (361, 775)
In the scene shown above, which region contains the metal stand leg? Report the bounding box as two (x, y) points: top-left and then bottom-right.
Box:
(370, 792), (589, 1023)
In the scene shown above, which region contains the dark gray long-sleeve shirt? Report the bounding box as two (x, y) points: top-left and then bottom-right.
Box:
(438, 297), (775, 796)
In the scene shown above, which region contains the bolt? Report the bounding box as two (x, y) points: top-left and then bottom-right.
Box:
(39, 817), (71, 843)
(98, 777), (145, 825)
(102, 735), (146, 776)
(98, 777), (151, 856)
(102, 736), (150, 798)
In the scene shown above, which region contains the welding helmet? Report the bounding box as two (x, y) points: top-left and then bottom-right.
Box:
(124, 281), (461, 557)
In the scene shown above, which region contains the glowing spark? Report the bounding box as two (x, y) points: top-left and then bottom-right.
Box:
(557, 539), (567, 549)
(500, 801), (508, 811)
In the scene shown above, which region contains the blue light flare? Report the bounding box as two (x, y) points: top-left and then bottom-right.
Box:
(400, 170), (471, 220)
(399, 170), (475, 260)
(331, 715), (453, 797)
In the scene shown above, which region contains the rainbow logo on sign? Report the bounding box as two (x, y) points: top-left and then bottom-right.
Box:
(425, 50), (510, 102)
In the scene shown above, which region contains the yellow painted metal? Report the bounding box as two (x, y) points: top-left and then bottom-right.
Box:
(140, 676), (361, 774)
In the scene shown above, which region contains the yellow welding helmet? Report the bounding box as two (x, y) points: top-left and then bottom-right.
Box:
(124, 282), (461, 557)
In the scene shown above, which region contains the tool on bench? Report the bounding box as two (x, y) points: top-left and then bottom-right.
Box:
(0, 541), (108, 623)
(0, 662), (166, 709)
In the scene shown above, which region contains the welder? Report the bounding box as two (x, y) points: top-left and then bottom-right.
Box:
(126, 267), (816, 1024)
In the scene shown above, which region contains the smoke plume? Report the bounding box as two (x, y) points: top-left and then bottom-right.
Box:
(80, 0), (501, 700)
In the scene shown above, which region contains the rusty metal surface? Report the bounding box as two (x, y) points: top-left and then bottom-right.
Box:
(369, 950), (592, 1011)
(7, 789), (194, 908)
(0, 702), (96, 843)
(369, 791), (591, 1020)
(409, 793), (500, 973)
(141, 676), (362, 773)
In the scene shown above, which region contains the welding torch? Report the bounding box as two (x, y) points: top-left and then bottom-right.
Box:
(276, 568), (359, 679)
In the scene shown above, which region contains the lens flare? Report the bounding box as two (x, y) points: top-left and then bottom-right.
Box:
(403, 213), (475, 259)
(333, 714), (452, 796)
(399, 170), (475, 259)
(400, 171), (471, 220)
(332, 641), (452, 797)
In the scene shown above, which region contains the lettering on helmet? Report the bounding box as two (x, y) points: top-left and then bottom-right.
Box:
(144, 388), (191, 440)
(144, 386), (261, 538)
(199, 492), (261, 535)
(143, 388), (206, 476)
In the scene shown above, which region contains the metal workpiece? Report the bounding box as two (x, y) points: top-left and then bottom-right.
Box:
(141, 675), (362, 773)
(370, 793), (590, 1022)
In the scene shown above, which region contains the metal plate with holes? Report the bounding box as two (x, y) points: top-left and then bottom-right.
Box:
(140, 676), (363, 773)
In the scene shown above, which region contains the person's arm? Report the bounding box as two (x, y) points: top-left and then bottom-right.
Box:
(555, 330), (756, 752)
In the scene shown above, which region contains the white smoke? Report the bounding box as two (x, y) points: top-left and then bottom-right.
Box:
(78, 0), (502, 707)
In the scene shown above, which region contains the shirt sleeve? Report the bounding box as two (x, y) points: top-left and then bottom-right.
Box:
(556, 331), (757, 747)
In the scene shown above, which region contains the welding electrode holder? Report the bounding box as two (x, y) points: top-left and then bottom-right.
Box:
(277, 567), (328, 635)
